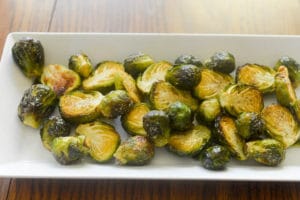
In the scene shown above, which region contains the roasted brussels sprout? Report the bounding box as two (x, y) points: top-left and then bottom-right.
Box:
(98, 90), (133, 118)
(76, 121), (120, 162)
(168, 125), (211, 156)
(204, 51), (235, 74)
(193, 69), (233, 100)
(291, 99), (300, 123)
(275, 56), (300, 86)
(275, 65), (297, 107)
(12, 37), (44, 78)
(235, 112), (264, 140)
(165, 64), (201, 90)
(41, 64), (81, 96)
(261, 104), (299, 148)
(149, 81), (198, 111)
(82, 61), (124, 93)
(166, 101), (193, 131)
(215, 115), (247, 160)
(236, 64), (276, 93)
(51, 135), (87, 165)
(246, 139), (285, 166)
(219, 84), (264, 117)
(40, 115), (71, 151)
(68, 53), (93, 78)
(59, 90), (103, 123)
(196, 98), (221, 124)
(18, 84), (57, 128)
(175, 55), (203, 67)
(124, 52), (155, 77)
(114, 136), (155, 165)
(200, 144), (231, 170)
(137, 61), (172, 94)
(121, 103), (150, 136)
(143, 110), (170, 147)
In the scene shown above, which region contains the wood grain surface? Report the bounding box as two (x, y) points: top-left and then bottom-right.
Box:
(1, 0), (300, 199)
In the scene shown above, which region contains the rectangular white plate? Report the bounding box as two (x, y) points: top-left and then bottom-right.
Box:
(1, 32), (300, 181)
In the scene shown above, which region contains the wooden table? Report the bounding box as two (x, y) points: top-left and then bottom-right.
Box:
(1, 0), (300, 199)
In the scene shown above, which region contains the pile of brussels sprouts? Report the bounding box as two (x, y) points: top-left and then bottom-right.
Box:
(13, 37), (300, 170)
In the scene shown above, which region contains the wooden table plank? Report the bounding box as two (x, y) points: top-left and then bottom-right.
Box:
(0, 179), (10, 200)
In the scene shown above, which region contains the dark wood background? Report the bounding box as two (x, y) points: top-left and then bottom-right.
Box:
(1, 0), (300, 199)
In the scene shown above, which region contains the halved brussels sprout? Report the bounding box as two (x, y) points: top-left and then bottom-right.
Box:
(40, 115), (71, 151)
(137, 61), (172, 94)
(68, 53), (93, 78)
(236, 64), (276, 93)
(143, 110), (170, 147)
(114, 136), (155, 165)
(124, 52), (155, 77)
(59, 90), (103, 123)
(261, 104), (299, 148)
(165, 64), (201, 90)
(12, 37), (44, 78)
(76, 121), (120, 162)
(114, 71), (141, 103)
(196, 98), (221, 124)
(82, 61), (124, 93)
(204, 51), (235, 74)
(51, 135), (87, 165)
(168, 125), (211, 156)
(18, 84), (57, 128)
(175, 55), (203, 68)
(41, 64), (81, 96)
(149, 81), (198, 111)
(215, 115), (247, 160)
(98, 90), (133, 119)
(193, 69), (233, 100)
(121, 103), (150, 136)
(166, 101), (193, 131)
(246, 139), (285, 166)
(291, 99), (300, 123)
(274, 56), (300, 86)
(235, 112), (264, 140)
(219, 84), (264, 117)
(275, 65), (297, 107)
(200, 144), (231, 170)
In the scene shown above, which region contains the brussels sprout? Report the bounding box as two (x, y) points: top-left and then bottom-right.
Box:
(137, 61), (172, 94)
(165, 64), (201, 90)
(175, 55), (203, 67)
(204, 51), (235, 74)
(275, 65), (297, 107)
(82, 61), (124, 93)
(114, 71), (141, 103)
(51, 135), (87, 165)
(193, 69), (233, 100)
(41, 64), (81, 96)
(291, 99), (300, 123)
(12, 37), (44, 78)
(59, 90), (103, 123)
(235, 112), (264, 140)
(215, 115), (247, 160)
(200, 144), (231, 170)
(219, 84), (264, 117)
(76, 121), (120, 162)
(124, 52), (155, 77)
(149, 81), (198, 112)
(236, 64), (276, 93)
(246, 139), (285, 166)
(261, 104), (299, 148)
(143, 110), (170, 147)
(98, 90), (133, 119)
(168, 125), (211, 156)
(18, 84), (57, 128)
(121, 103), (150, 136)
(68, 53), (93, 78)
(166, 101), (193, 131)
(274, 56), (300, 86)
(114, 136), (155, 165)
(40, 115), (71, 151)
(196, 98), (221, 123)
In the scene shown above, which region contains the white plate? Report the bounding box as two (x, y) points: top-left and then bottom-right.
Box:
(1, 32), (300, 180)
